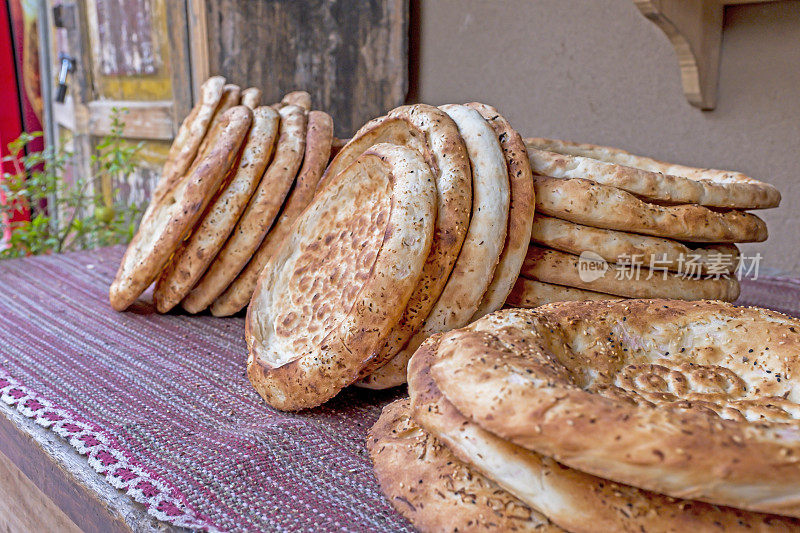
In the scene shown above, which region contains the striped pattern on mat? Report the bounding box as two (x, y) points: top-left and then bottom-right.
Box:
(0, 246), (411, 532)
(0, 246), (796, 531)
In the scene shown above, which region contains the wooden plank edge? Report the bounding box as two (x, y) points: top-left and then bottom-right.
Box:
(0, 398), (178, 533)
(187, 0), (211, 102)
(0, 448), (83, 533)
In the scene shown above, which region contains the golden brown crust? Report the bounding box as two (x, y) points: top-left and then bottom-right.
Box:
(521, 245), (741, 301)
(245, 143), (437, 410)
(182, 105), (307, 314)
(467, 102), (535, 320)
(147, 76), (225, 211)
(323, 105), (473, 381)
(152, 106), (280, 313)
(525, 137), (781, 209)
(368, 399), (560, 533)
(431, 302), (800, 517)
(109, 106), (252, 311)
(531, 214), (740, 274)
(281, 90), (311, 111)
(194, 84), (242, 164)
(149, 82), (244, 229)
(413, 103), (508, 333)
(360, 104), (511, 389)
(506, 278), (623, 308)
(240, 87), (262, 109)
(409, 335), (800, 533)
(534, 174), (768, 243)
(210, 110), (334, 316)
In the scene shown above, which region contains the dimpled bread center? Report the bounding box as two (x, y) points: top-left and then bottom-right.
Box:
(524, 311), (800, 425)
(272, 160), (392, 361)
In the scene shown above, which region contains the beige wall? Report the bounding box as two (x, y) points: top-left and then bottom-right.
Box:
(413, 0), (800, 274)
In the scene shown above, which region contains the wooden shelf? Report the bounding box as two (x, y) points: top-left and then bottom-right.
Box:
(635, 0), (781, 110)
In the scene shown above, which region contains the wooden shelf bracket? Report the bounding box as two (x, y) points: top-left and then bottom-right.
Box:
(635, 0), (724, 110)
(635, 0), (781, 110)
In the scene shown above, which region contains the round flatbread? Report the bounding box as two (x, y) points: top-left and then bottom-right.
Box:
(245, 143), (437, 410)
(431, 302), (800, 517)
(148, 76), (225, 210)
(353, 337), (408, 389)
(152, 106), (280, 313)
(210, 110), (334, 316)
(240, 87), (262, 109)
(534, 174), (768, 243)
(194, 84), (242, 165)
(148, 83), (245, 226)
(525, 137), (780, 209)
(281, 90), (311, 111)
(359, 104), (510, 389)
(507, 278), (622, 308)
(531, 214), (740, 274)
(522, 245), (740, 301)
(182, 105), (307, 314)
(409, 334), (800, 533)
(368, 399), (561, 533)
(467, 102), (535, 320)
(109, 106), (252, 311)
(323, 105), (472, 379)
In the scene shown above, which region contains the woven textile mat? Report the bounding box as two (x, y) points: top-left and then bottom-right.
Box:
(0, 246), (411, 532)
(1, 247), (798, 531)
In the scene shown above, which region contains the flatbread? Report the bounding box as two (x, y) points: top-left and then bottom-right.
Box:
(281, 90), (311, 111)
(152, 106), (280, 313)
(531, 214), (740, 274)
(210, 110), (334, 316)
(240, 87), (262, 109)
(534, 174), (768, 242)
(467, 102), (535, 320)
(525, 137), (781, 209)
(506, 278), (622, 308)
(531, 214), (740, 275)
(359, 104), (509, 389)
(368, 399), (560, 533)
(431, 302), (800, 517)
(245, 143), (437, 410)
(522, 245), (740, 301)
(182, 105), (307, 314)
(109, 106), (252, 311)
(409, 334), (800, 533)
(195, 84), (241, 164)
(148, 76), (225, 210)
(353, 338), (408, 389)
(323, 105), (472, 379)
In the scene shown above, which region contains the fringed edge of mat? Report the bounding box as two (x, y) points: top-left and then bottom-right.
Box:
(0, 368), (222, 532)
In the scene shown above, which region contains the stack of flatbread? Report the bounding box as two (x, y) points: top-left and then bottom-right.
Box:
(369, 300), (800, 532)
(109, 76), (335, 315)
(111, 83), (783, 414)
(508, 138), (780, 309)
(245, 102), (536, 409)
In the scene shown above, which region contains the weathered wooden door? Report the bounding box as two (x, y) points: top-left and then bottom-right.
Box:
(43, 0), (193, 208)
(42, 0), (410, 206)
(188, 0), (409, 137)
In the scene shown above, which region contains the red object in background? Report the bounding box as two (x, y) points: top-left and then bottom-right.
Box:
(9, 0), (43, 150)
(0, 0), (33, 244)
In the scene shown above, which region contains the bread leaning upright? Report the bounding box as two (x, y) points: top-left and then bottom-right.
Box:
(245, 143), (437, 410)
